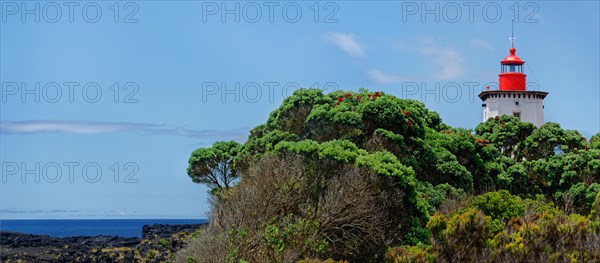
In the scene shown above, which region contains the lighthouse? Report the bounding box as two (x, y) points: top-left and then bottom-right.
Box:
(478, 45), (548, 127)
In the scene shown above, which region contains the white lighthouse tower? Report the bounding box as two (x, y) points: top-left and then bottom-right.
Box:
(478, 42), (548, 127)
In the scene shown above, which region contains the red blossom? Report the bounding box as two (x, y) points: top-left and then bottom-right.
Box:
(344, 93), (352, 98)
(475, 138), (490, 147)
(369, 92), (381, 100)
(407, 120), (412, 127)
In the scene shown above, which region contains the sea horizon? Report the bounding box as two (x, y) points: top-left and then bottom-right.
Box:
(0, 218), (209, 221)
(0, 218), (208, 238)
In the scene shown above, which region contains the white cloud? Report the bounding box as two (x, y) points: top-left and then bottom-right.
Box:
(0, 120), (249, 140)
(370, 36), (465, 84)
(366, 68), (411, 85)
(326, 32), (364, 58)
(0, 120), (146, 134)
(432, 48), (465, 80)
(469, 38), (494, 50)
(416, 42), (465, 80)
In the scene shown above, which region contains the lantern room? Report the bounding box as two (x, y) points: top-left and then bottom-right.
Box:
(480, 42), (548, 128)
(499, 47), (526, 91)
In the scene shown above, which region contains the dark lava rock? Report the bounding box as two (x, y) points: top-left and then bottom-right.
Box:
(142, 223), (205, 239)
(0, 223), (206, 263)
(1, 231), (141, 262)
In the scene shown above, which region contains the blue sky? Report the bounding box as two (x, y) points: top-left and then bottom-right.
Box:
(1, 1), (598, 219)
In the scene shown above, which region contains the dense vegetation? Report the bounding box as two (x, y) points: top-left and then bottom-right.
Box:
(179, 89), (600, 262)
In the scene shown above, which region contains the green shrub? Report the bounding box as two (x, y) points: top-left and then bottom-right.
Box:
(403, 217), (431, 246)
(157, 238), (169, 247)
(297, 258), (349, 263)
(427, 208), (496, 262)
(385, 245), (436, 263)
(425, 196), (600, 262)
(469, 190), (525, 220)
(146, 250), (155, 259)
(591, 192), (600, 219)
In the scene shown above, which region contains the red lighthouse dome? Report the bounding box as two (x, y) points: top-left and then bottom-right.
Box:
(499, 47), (526, 91)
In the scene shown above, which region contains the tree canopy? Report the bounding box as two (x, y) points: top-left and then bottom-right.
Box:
(181, 88), (600, 262)
(187, 141), (242, 192)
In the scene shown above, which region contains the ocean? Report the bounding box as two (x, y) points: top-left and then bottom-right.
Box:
(0, 219), (208, 238)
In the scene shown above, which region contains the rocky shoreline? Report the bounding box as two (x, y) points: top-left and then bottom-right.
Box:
(1, 223), (206, 262)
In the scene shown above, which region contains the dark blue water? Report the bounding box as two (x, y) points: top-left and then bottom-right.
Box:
(0, 219), (208, 238)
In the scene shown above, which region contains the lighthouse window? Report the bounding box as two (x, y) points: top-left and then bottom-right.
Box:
(513, 112), (521, 119)
(502, 64), (523, 73)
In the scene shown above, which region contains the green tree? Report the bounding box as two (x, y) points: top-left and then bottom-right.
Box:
(187, 141), (242, 191)
(265, 89), (331, 135)
(498, 163), (541, 196)
(522, 122), (588, 160)
(180, 88), (600, 262)
(546, 149), (600, 192)
(590, 133), (600, 150)
(475, 115), (535, 158)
